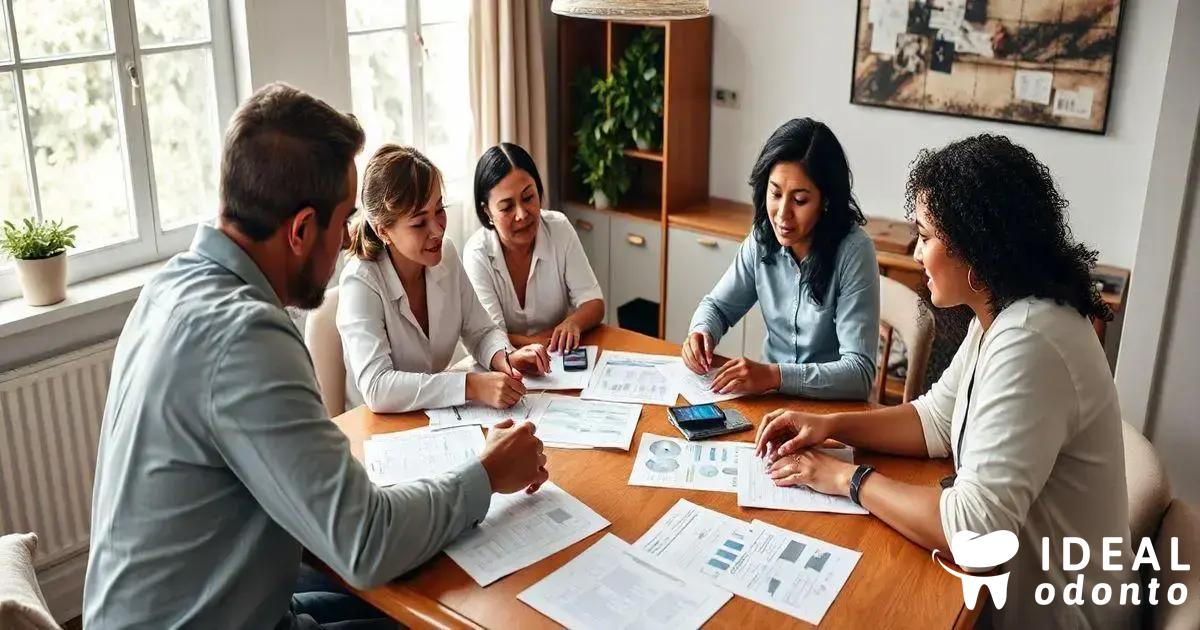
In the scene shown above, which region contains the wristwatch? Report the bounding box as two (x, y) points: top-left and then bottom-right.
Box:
(849, 464), (877, 508)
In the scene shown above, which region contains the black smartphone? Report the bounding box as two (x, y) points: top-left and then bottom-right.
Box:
(562, 348), (588, 372)
(668, 406), (753, 440)
(667, 403), (726, 428)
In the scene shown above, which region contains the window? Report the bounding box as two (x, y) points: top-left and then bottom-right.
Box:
(0, 0), (235, 299)
(346, 0), (471, 194)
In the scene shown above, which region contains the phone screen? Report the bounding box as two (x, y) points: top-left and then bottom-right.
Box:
(562, 348), (588, 371)
(672, 404), (724, 424)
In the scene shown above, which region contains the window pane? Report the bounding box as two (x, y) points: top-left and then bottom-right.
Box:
(135, 0), (211, 48)
(0, 73), (33, 232)
(0, 7), (11, 63)
(419, 0), (467, 25)
(349, 30), (411, 162)
(422, 22), (470, 182)
(142, 48), (219, 231)
(25, 61), (133, 251)
(347, 0), (406, 32)
(12, 0), (112, 60)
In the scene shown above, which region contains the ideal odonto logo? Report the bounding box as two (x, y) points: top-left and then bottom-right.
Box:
(932, 530), (1194, 610)
(932, 530), (1020, 609)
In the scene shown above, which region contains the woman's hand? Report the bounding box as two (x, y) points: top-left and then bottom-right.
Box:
(681, 331), (714, 374)
(465, 372), (527, 408)
(548, 320), (583, 353)
(710, 357), (781, 395)
(754, 409), (835, 459)
(766, 450), (857, 496)
(507, 344), (551, 376)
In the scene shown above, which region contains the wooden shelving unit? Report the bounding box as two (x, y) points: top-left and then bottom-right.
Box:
(557, 15), (712, 337)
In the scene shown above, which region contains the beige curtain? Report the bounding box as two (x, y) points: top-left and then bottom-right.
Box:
(469, 0), (549, 191)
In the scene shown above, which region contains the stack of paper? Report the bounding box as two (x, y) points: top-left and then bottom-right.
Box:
(426, 397), (533, 428)
(518, 533), (732, 629)
(444, 482), (609, 586)
(580, 351), (679, 406)
(627, 433), (742, 493)
(634, 499), (861, 626)
(655, 359), (742, 405)
(528, 395), (642, 450)
(737, 447), (867, 515)
(363, 426), (485, 487)
(524, 346), (599, 391)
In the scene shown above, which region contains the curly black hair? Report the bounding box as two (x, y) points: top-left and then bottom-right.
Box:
(750, 118), (866, 307)
(904, 134), (1110, 321)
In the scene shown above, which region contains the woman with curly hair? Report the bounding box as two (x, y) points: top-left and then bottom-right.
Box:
(754, 135), (1132, 628)
(682, 118), (880, 400)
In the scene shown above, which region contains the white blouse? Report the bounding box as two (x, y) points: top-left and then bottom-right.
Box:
(336, 238), (511, 413)
(462, 210), (603, 336)
(913, 298), (1134, 629)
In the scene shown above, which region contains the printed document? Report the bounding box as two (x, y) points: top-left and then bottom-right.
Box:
(627, 433), (743, 493)
(529, 395), (642, 450)
(737, 446), (867, 515)
(633, 499), (754, 582)
(426, 397), (533, 428)
(655, 359), (742, 405)
(444, 482), (609, 586)
(363, 425), (484, 487)
(579, 351), (680, 406)
(524, 346), (599, 390)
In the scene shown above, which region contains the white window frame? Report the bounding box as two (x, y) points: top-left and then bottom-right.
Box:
(0, 0), (237, 301)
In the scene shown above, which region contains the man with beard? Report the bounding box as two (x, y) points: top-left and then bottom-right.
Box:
(83, 82), (549, 629)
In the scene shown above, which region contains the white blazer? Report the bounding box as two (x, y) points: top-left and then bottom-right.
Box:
(462, 210), (603, 336)
(336, 238), (511, 413)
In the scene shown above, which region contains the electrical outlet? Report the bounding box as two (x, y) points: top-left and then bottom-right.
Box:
(714, 87), (740, 109)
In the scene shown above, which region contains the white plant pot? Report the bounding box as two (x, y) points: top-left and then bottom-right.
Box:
(14, 252), (67, 306)
(593, 190), (611, 210)
(635, 137), (651, 151)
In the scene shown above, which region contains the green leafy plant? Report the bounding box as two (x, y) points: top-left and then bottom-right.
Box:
(614, 29), (664, 150)
(0, 218), (78, 260)
(574, 72), (631, 207)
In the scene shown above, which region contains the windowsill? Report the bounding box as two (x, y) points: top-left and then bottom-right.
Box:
(0, 261), (166, 339)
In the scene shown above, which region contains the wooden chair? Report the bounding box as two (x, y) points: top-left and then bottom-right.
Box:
(874, 276), (935, 404)
(303, 288), (346, 417)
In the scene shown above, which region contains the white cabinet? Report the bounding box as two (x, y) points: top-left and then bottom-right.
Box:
(665, 227), (744, 359)
(562, 204), (611, 321)
(608, 216), (662, 331)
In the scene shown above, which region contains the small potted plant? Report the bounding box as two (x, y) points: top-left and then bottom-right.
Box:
(615, 29), (664, 151)
(1, 218), (78, 306)
(574, 73), (631, 209)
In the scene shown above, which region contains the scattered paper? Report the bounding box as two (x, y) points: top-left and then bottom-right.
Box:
(715, 519), (862, 625)
(524, 346), (599, 391)
(444, 482), (609, 586)
(517, 533), (732, 630)
(869, 0), (908, 55)
(737, 447), (867, 515)
(634, 499), (755, 582)
(627, 433), (743, 494)
(529, 395), (642, 450)
(1053, 86), (1095, 119)
(1014, 70), (1054, 105)
(579, 351), (680, 406)
(655, 360), (742, 405)
(363, 425), (485, 487)
(426, 397), (533, 428)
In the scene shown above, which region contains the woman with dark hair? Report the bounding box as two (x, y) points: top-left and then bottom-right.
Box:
(754, 135), (1131, 628)
(683, 118), (880, 400)
(463, 143), (605, 352)
(338, 144), (550, 413)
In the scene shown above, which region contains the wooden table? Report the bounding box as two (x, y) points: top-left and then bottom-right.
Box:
(329, 326), (977, 629)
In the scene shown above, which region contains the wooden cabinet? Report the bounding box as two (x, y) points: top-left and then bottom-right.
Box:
(665, 227), (743, 358)
(608, 215), (662, 332)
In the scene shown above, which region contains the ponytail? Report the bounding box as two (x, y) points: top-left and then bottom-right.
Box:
(348, 215), (385, 260)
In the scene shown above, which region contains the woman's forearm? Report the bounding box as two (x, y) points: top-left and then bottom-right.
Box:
(828, 403), (930, 457)
(566, 299), (605, 333)
(859, 473), (949, 553)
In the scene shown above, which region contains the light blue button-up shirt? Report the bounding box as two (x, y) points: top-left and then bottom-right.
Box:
(689, 226), (880, 400)
(84, 225), (492, 630)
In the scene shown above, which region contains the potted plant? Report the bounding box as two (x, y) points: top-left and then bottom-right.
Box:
(614, 29), (664, 151)
(574, 73), (631, 209)
(1, 218), (78, 306)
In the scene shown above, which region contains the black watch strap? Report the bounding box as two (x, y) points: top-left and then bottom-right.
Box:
(849, 464), (876, 507)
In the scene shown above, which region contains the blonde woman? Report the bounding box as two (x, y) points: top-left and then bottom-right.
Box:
(338, 144), (550, 413)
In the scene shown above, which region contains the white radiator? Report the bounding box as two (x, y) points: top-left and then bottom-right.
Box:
(0, 339), (116, 621)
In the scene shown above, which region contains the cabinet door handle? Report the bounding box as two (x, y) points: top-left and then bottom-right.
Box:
(697, 238), (719, 248)
(575, 219), (594, 232)
(626, 234), (646, 247)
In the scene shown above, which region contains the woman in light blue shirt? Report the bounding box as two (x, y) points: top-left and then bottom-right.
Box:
(683, 118), (880, 400)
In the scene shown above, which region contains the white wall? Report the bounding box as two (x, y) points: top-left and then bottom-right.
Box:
(707, 0), (1178, 269)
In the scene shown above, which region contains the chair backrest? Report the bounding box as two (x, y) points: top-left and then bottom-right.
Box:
(1123, 420), (1172, 542)
(304, 288), (346, 417)
(875, 275), (936, 403)
(1151, 499), (1200, 629)
(0, 533), (59, 630)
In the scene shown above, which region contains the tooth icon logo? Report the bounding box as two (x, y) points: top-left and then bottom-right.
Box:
(932, 530), (1020, 610)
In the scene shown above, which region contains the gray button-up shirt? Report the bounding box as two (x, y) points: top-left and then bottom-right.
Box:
(689, 226), (880, 400)
(83, 225), (492, 629)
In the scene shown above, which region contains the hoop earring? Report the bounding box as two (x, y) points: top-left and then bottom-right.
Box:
(967, 269), (985, 294)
